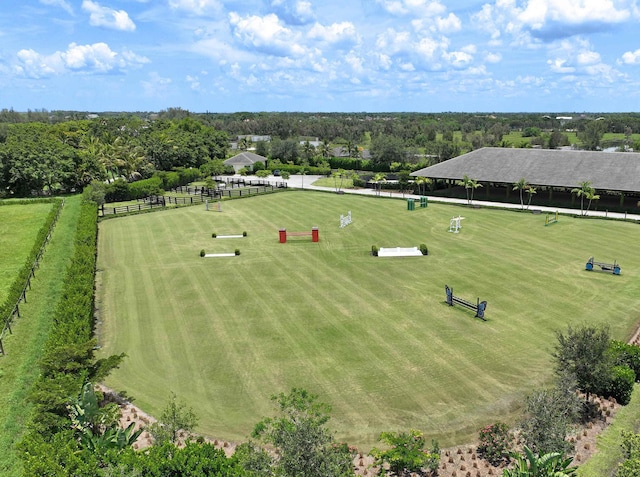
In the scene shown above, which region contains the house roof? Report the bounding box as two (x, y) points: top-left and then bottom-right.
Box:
(223, 152), (267, 166)
(411, 147), (640, 193)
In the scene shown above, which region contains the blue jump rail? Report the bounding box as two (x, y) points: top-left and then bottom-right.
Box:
(445, 285), (487, 320)
(585, 257), (621, 275)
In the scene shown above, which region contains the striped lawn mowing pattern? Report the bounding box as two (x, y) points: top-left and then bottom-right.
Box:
(0, 202), (54, 303)
(96, 191), (640, 449)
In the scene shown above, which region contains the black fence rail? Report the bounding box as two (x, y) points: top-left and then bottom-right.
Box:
(99, 184), (284, 217)
(1, 199), (64, 356)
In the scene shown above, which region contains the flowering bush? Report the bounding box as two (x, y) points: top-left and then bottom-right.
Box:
(478, 422), (512, 465)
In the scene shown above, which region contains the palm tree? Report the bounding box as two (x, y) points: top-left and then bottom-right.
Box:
(526, 185), (537, 210)
(457, 175), (483, 205)
(332, 169), (346, 193)
(585, 188), (600, 214)
(372, 172), (386, 196)
(319, 140), (331, 160)
(513, 178), (529, 210)
(502, 446), (577, 477)
(415, 176), (432, 196)
(571, 181), (595, 216)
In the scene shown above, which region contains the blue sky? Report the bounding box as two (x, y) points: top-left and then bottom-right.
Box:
(1, 0), (639, 112)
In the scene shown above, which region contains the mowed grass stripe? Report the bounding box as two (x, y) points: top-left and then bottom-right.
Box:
(98, 192), (640, 448)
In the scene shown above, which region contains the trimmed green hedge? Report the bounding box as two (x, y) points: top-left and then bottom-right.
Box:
(23, 199), (100, 437)
(104, 169), (203, 202)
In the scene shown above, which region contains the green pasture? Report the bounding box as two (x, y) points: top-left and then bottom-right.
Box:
(0, 197), (81, 476)
(97, 191), (640, 449)
(0, 202), (54, 303)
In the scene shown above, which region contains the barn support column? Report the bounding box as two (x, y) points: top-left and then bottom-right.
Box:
(548, 188), (553, 201)
(620, 193), (625, 207)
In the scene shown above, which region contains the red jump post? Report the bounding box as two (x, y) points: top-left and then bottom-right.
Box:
(279, 227), (319, 243)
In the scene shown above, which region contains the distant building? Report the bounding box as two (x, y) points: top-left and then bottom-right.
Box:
(223, 152), (267, 173)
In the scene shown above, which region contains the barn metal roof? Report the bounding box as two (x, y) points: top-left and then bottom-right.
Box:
(411, 147), (640, 193)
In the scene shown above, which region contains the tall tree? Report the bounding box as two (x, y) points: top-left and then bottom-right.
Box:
(149, 392), (199, 445)
(553, 324), (612, 401)
(457, 174), (482, 205)
(578, 120), (606, 151)
(415, 176), (432, 196)
(370, 134), (405, 167)
(372, 172), (387, 196)
(513, 178), (529, 210)
(247, 388), (355, 477)
(571, 181), (596, 216)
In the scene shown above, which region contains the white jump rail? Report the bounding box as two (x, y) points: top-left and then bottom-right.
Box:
(378, 247), (423, 257)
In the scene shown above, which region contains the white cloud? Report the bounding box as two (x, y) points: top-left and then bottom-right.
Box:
(186, 74), (201, 91)
(141, 72), (172, 97)
(518, 0), (631, 29)
(307, 22), (358, 45)
(547, 58), (575, 73)
(271, 0), (315, 25)
(229, 12), (305, 57)
(345, 51), (365, 73)
(14, 42), (148, 78)
(577, 50), (600, 65)
(444, 50), (473, 68)
(375, 0), (446, 17)
(461, 44), (477, 54)
(415, 36), (448, 60)
(474, 0), (637, 43)
(620, 48), (640, 65)
(436, 13), (461, 33)
(485, 52), (502, 63)
(375, 28), (412, 55)
(82, 0), (136, 31)
(39, 0), (73, 15)
(169, 0), (221, 15)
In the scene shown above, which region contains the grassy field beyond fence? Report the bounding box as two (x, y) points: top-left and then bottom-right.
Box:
(97, 191), (640, 449)
(0, 197), (81, 476)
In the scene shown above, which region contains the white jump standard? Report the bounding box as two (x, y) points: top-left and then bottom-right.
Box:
(340, 211), (352, 228)
(448, 216), (464, 233)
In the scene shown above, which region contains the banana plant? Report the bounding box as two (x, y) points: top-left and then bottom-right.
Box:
(502, 446), (577, 477)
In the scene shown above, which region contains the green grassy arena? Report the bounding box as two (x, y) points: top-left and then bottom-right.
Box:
(97, 191), (640, 448)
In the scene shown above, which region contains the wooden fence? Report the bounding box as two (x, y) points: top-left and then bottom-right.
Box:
(1, 199), (64, 356)
(99, 183), (285, 217)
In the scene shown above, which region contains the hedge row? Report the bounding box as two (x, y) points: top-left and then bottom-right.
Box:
(22, 200), (101, 437)
(105, 168), (202, 202)
(0, 198), (63, 331)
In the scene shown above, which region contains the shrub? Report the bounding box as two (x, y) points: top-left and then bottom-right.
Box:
(243, 231), (247, 237)
(610, 341), (640, 381)
(419, 243), (428, 255)
(607, 365), (635, 405)
(200, 249), (206, 257)
(352, 175), (366, 188)
(127, 176), (163, 200)
(370, 430), (440, 476)
(212, 233), (217, 238)
(235, 249), (240, 256)
(478, 422), (512, 465)
(371, 245), (378, 256)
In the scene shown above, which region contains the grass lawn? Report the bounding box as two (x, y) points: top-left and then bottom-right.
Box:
(0, 196), (81, 476)
(0, 202), (54, 303)
(97, 191), (640, 449)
